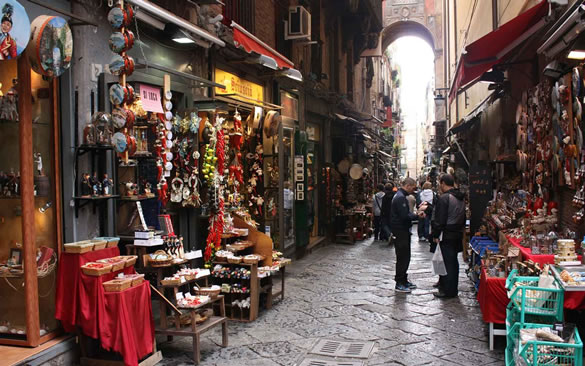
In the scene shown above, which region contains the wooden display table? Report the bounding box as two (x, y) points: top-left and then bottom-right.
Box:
(152, 287), (227, 365)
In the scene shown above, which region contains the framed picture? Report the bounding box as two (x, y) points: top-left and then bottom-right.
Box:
(9, 248), (21, 265)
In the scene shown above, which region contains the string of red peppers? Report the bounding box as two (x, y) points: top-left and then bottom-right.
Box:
(204, 121), (226, 265)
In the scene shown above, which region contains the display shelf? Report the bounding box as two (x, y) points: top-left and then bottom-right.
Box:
(118, 196), (157, 202)
(73, 195), (120, 218)
(210, 261), (259, 322)
(152, 286), (228, 364)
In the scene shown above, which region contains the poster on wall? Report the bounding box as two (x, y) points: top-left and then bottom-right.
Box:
(0, 0), (30, 60)
(28, 15), (73, 77)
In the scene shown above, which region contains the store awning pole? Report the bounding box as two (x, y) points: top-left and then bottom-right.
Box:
(453, 139), (470, 167)
(126, 0), (226, 47)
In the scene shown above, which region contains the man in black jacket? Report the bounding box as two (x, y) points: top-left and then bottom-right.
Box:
(431, 174), (466, 298)
(391, 177), (427, 293)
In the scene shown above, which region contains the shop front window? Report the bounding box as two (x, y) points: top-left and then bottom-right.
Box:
(0, 59), (60, 344)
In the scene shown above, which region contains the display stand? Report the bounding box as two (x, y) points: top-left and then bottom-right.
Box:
(151, 286), (227, 365)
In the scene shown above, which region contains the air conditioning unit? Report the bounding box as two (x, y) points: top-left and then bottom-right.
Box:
(285, 6), (311, 40)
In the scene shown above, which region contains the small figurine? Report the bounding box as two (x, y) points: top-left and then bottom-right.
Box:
(34, 152), (43, 176)
(81, 173), (91, 197)
(144, 182), (153, 197)
(102, 174), (113, 196)
(90, 172), (100, 196)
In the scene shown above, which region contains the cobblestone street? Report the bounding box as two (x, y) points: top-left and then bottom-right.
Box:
(157, 236), (506, 366)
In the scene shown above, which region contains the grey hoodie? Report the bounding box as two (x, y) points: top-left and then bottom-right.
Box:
(372, 191), (385, 216)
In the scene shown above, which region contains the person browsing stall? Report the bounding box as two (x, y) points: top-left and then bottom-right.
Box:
(431, 174), (466, 298)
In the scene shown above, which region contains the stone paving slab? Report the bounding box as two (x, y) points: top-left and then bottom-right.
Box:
(158, 236), (505, 366)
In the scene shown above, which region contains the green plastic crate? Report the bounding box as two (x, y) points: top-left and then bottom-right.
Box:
(506, 270), (564, 323)
(517, 324), (583, 366)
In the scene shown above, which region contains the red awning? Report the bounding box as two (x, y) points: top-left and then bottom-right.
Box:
(449, 0), (549, 104)
(232, 22), (295, 69)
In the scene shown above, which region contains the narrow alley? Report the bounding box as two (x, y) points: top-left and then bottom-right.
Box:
(158, 236), (505, 366)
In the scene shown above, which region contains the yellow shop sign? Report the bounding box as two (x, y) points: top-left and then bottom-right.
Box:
(215, 69), (264, 102)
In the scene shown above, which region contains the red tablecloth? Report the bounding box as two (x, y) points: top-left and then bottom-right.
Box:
(99, 282), (154, 366)
(55, 247), (121, 332)
(55, 248), (154, 365)
(477, 265), (508, 323)
(507, 236), (582, 265)
(506, 235), (585, 310)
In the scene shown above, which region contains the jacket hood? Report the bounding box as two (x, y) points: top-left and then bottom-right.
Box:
(447, 188), (465, 201)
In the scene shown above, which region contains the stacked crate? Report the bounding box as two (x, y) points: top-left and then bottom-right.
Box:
(505, 270), (583, 366)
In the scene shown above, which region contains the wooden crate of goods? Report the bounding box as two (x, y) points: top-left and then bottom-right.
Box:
(91, 239), (108, 250)
(103, 278), (133, 292)
(97, 257), (126, 272)
(81, 262), (113, 276)
(64, 240), (94, 254)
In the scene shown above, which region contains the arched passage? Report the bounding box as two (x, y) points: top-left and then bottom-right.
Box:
(381, 21), (436, 53)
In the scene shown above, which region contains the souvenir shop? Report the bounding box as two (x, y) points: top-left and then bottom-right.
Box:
(1, 1), (294, 365)
(453, 2), (585, 363)
(330, 114), (375, 244)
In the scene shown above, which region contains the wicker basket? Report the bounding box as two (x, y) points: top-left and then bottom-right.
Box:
(228, 256), (242, 264)
(195, 287), (221, 298)
(64, 241), (94, 254)
(243, 255), (264, 264)
(81, 262), (113, 276)
(125, 274), (145, 286)
(95, 237), (120, 248)
(149, 250), (172, 267)
(103, 278), (132, 292)
(91, 240), (108, 250)
(118, 255), (138, 268)
(160, 278), (183, 286)
(97, 258), (126, 272)
(215, 254), (228, 263)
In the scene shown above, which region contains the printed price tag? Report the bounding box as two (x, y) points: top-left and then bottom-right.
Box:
(139, 84), (164, 113)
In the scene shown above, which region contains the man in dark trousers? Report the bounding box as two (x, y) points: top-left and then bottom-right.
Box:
(431, 174), (466, 298)
(391, 177), (427, 293)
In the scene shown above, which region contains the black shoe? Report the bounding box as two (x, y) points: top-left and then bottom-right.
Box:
(433, 291), (457, 299)
(406, 281), (417, 290)
(432, 282), (440, 288)
(395, 284), (412, 293)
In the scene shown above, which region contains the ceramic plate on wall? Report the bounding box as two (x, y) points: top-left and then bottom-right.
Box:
(0, 0), (30, 60)
(29, 15), (72, 76)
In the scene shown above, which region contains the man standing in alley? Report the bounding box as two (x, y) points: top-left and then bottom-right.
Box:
(432, 174), (466, 298)
(391, 177), (426, 293)
(372, 184), (385, 241)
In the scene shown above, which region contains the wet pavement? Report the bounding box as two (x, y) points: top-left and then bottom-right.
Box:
(157, 235), (505, 365)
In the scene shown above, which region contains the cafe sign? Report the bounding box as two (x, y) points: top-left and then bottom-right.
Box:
(215, 68), (264, 102)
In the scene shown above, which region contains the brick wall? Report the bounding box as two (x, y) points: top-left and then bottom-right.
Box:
(255, 0), (276, 48)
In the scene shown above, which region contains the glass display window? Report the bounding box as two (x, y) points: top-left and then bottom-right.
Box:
(0, 58), (62, 347)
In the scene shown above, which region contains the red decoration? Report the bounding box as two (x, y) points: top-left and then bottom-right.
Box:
(204, 123), (226, 265)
